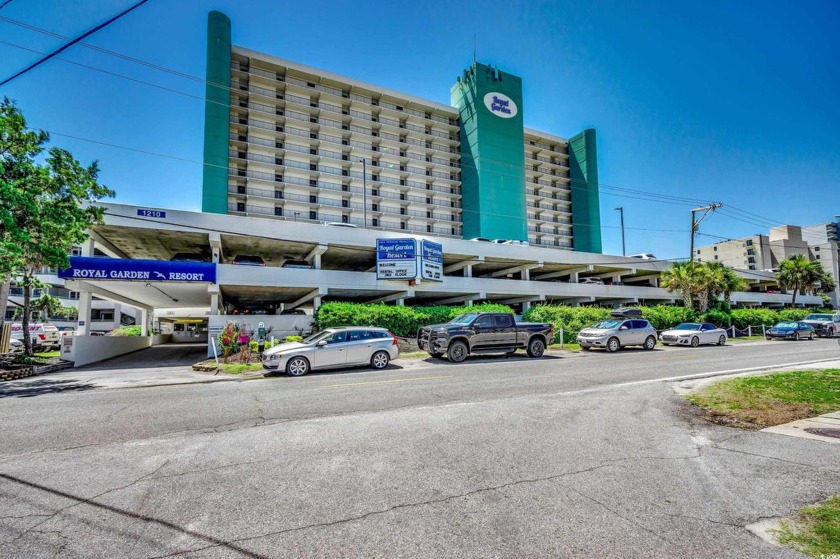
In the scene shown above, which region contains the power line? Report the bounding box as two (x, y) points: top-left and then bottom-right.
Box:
(0, 0), (150, 87)
(0, 1), (14, 12)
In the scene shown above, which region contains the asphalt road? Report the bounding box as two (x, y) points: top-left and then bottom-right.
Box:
(1, 338), (838, 557)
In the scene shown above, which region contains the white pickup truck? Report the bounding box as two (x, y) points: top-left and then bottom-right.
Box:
(10, 323), (61, 350)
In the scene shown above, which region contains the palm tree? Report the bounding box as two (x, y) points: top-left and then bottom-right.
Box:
(703, 262), (747, 305)
(661, 262), (699, 309)
(776, 255), (829, 306)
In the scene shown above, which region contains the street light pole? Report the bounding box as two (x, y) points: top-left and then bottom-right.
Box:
(361, 158), (367, 229)
(614, 207), (625, 256)
(689, 203), (723, 266)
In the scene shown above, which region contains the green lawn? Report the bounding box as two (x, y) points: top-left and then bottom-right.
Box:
(728, 336), (766, 343)
(686, 369), (840, 428)
(33, 350), (60, 358)
(775, 495), (840, 558)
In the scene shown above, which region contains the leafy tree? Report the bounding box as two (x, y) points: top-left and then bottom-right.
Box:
(0, 98), (114, 354)
(776, 255), (830, 306)
(30, 292), (62, 321)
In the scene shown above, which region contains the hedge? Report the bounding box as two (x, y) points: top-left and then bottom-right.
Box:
(523, 305), (698, 343)
(314, 301), (514, 337)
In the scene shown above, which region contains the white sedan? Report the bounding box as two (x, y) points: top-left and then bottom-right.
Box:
(659, 323), (728, 347)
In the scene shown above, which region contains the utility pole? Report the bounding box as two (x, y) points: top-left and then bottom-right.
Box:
(689, 203), (723, 265)
(361, 158), (368, 229)
(614, 207), (625, 256)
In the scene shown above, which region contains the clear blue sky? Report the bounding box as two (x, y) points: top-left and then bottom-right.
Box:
(1, 0), (838, 259)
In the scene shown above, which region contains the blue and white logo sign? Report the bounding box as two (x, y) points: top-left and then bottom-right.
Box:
(376, 239), (417, 280)
(59, 257), (216, 283)
(136, 208), (167, 218)
(420, 240), (443, 282)
(483, 92), (518, 119)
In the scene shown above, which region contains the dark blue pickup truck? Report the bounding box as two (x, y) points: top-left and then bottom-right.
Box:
(417, 312), (554, 363)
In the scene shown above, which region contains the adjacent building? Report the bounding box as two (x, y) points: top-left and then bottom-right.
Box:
(696, 220), (840, 306)
(201, 11), (601, 253)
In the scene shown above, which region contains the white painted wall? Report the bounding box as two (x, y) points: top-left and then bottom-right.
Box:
(67, 335), (153, 367)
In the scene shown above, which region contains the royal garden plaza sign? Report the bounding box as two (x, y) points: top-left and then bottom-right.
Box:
(483, 92), (518, 119)
(58, 257), (216, 283)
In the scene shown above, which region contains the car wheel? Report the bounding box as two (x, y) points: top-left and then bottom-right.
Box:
(606, 337), (620, 353)
(527, 338), (545, 358)
(448, 341), (468, 363)
(429, 352), (443, 359)
(794, 333), (800, 341)
(286, 356), (310, 377)
(690, 336), (700, 348)
(718, 335), (726, 346)
(808, 332), (814, 341)
(643, 336), (656, 350)
(370, 351), (390, 369)
(580, 345), (590, 351)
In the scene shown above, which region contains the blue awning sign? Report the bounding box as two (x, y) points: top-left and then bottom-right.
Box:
(58, 257), (216, 283)
(376, 239), (417, 280)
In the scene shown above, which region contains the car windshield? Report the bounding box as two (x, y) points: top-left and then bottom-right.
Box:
(302, 330), (334, 344)
(675, 323), (701, 330)
(593, 319), (622, 329)
(449, 314), (478, 325)
(805, 314), (832, 320)
(775, 322), (798, 329)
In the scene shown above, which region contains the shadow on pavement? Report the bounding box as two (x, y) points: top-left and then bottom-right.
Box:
(76, 344), (207, 372)
(0, 378), (96, 399)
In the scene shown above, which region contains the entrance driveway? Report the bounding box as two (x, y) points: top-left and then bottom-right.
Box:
(0, 343), (211, 397)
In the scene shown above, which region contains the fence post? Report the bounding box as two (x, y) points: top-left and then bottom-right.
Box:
(559, 328), (563, 350)
(748, 325), (752, 337)
(762, 324), (766, 338)
(730, 325), (735, 338)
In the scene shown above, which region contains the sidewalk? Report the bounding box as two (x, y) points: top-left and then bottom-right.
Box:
(762, 411), (840, 445)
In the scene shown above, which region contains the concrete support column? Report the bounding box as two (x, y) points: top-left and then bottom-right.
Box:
(141, 310), (150, 336)
(313, 254), (322, 270)
(466, 299), (473, 307)
(77, 291), (92, 336)
(210, 293), (220, 315)
(464, 265), (472, 278)
(313, 296), (322, 312)
(522, 268), (530, 281)
(570, 272), (580, 283)
(80, 237), (95, 257)
(522, 301), (532, 312)
(396, 298), (404, 306)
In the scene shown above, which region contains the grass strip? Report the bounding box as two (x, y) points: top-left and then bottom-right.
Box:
(775, 495), (840, 558)
(218, 363), (263, 375)
(686, 369), (840, 428)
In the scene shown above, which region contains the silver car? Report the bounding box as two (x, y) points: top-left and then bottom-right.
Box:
(577, 318), (658, 352)
(262, 327), (400, 376)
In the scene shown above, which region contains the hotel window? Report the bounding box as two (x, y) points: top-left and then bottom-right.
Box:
(309, 211), (316, 220)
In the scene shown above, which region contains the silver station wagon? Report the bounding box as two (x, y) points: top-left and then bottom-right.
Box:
(262, 327), (400, 376)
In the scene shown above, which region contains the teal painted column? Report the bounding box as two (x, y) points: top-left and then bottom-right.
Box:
(451, 63), (527, 241)
(202, 11), (232, 214)
(569, 129), (602, 253)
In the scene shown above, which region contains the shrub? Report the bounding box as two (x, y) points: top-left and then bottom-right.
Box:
(314, 302), (513, 337)
(107, 325), (143, 337)
(285, 335), (303, 343)
(730, 308), (779, 330)
(248, 340), (259, 352)
(701, 309), (731, 328)
(523, 305), (612, 343)
(778, 308), (810, 322)
(641, 305), (697, 331)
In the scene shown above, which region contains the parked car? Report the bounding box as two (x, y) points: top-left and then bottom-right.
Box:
(8, 338), (23, 353)
(801, 313), (840, 338)
(231, 254), (265, 266)
(630, 253), (657, 260)
(279, 309), (307, 315)
(766, 321), (815, 341)
(577, 308), (657, 352)
(262, 326), (399, 376)
(281, 259), (313, 269)
(659, 323), (728, 347)
(579, 278), (604, 285)
(171, 252), (210, 262)
(325, 222), (358, 228)
(58, 326), (77, 337)
(10, 322), (61, 350)
(416, 312), (554, 363)
(493, 239), (530, 246)
(468, 237), (493, 242)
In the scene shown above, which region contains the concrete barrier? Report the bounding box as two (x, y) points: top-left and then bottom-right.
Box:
(67, 336), (153, 367)
(152, 334), (172, 345)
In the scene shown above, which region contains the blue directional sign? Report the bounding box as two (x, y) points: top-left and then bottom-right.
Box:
(420, 240), (443, 281)
(58, 257), (216, 283)
(376, 239), (417, 280)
